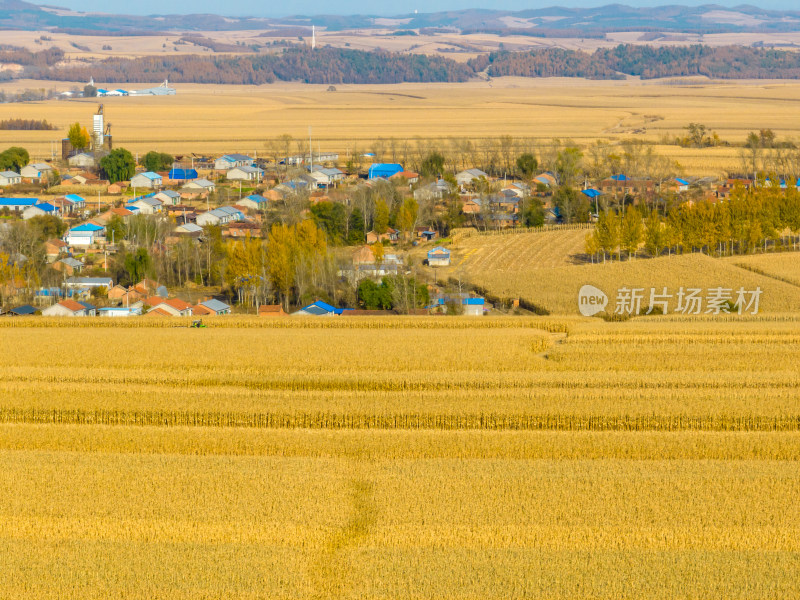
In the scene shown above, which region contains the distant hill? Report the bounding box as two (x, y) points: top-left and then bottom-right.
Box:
(2, 2), (800, 34)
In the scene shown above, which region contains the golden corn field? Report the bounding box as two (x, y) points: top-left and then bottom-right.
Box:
(0, 316), (799, 598)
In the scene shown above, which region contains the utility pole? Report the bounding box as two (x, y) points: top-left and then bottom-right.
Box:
(309, 126), (313, 175)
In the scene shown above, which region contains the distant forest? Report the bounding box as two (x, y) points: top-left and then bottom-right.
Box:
(471, 45), (800, 80)
(41, 47), (474, 85)
(18, 44), (800, 85)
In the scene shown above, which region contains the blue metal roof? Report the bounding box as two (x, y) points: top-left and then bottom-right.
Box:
(611, 174), (630, 181)
(168, 168), (198, 180)
(582, 188), (602, 198)
(136, 171), (162, 180)
(0, 198), (36, 206)
(368, 163), (404, 179)
(462, 298), (485, 305)
(70, 223), (105, 232)
(10, 304), (36, 315)
(245, 194), (267, 202)
(64, 194), (85, 203)
(427, 246), (450, 257)
(299, 300), (348, 315)
(675, 178), (690, 185)
(33, 202), (56, 212)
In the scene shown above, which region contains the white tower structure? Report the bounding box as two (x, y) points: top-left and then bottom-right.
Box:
(312, 25), (316, 49)
(93, 105), (104, 149)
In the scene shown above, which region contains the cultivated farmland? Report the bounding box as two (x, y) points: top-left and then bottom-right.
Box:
(0, 317), (798, 599)
(4, 78), (800, 175)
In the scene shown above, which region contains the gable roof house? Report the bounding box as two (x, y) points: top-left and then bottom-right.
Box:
(181, 178), (216, 194)
(68, 152), (96, 168)
(310, 167), (345, 187)
(414, 178), (452, 201)
(292, 300), (351, 316)
(147, 297), (193, 317)
(215, 154), (253, 171)
(0, 171), (22, 186)
(196, 206), (244, 226)
(42, 299), (96, 317)
(258, 304), (287, 317)
(21, 163), (53, 182)
(237, 195), (267, 211)
(65, 223), (105, 247)
(456, 168), (489, 186)
(53, 257), (84, 276)
(66, 276), (113, 290)
(427, 246), (451, 267)
(63, 194), (86, 210)
(0, 198), (36, 212)
(44, 239), (68, 261)
(22, 202), (59, 220)
(155, 190), (182, 205)
(226, 165), (264, 181)
(131, 172), (163, 189)
(128, 196), (164, 215)
(192, 298), (232, 316)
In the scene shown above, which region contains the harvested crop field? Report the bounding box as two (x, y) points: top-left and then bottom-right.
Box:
(0, 316), (798, 598)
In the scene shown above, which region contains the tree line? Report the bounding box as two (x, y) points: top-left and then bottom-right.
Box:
(586, 182), (800, 262)
(22, 43), (800, 85)
(473, 44), (800, 80)
(40, 47), (474, 85)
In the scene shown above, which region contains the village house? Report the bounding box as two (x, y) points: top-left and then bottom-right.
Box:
(227, 165), (264, 182)
(293, 300), (351, 316)
(147, 297), (194, 317)
(65, 223), (105, 247)
(68, 153), (96, 168)
(599, 175), (655, 200)
(44, 239), (68, 262)
(192, 298), (232, 316)
(390, 170), (420, 185)
(366, 228), (399, 244)
(0, 171), (22, 186)
(196, 206), (244, 226)
(258, 304), (287, 317)
(167, 168), (198, 182)
(155, 190), (182, 206)
(225, 221), (262, 238)
(66, 276), (113, 291)
(42, 299), (96, 317)
(97, 306), (142, 317)
(215, 154), (253, 171)
(533, 173), (558, 188)
(174, 223), (203, 237)
(53, 257), (84, 276)
(181, 178), (215, 194)
(414, 179), (452, 201)
(456, 168), (488, 187)
(22, 202), (59, 220)
(131, 172), (163, 189)
(309, 167), (345, 188)
(427, 246), (451, 266)
(368, 163), (404, 180)
(0, 198), (37, 213)
(20, 163), (53, 183)
(128, 196), (163, 215)
(237, 195), (267, 211)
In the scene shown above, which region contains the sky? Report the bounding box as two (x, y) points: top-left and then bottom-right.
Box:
(41, 0), (800, 17)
